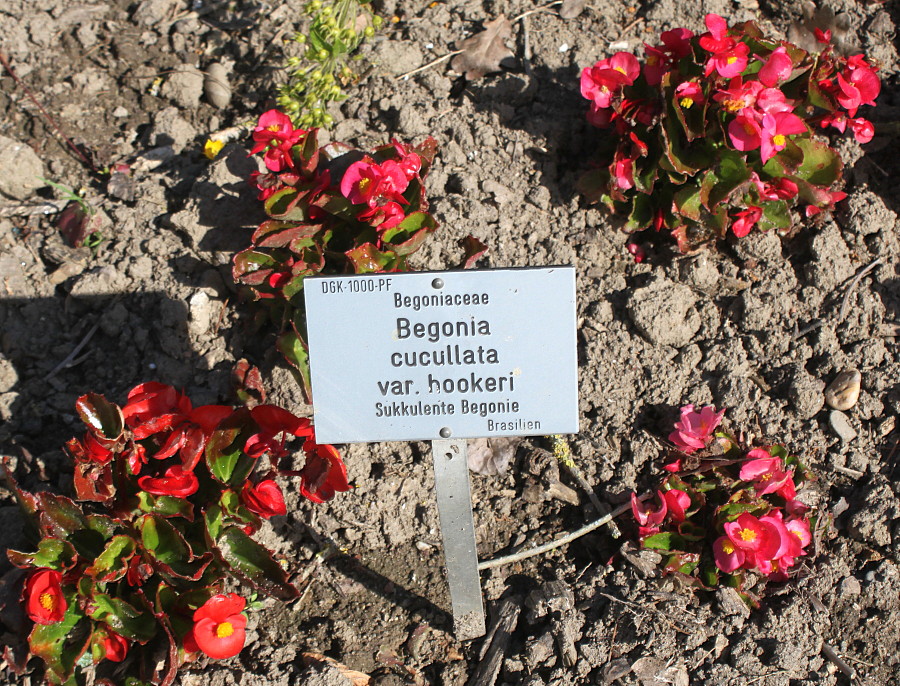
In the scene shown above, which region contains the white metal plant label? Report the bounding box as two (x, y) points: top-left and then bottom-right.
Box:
(305, 266), (579, 443)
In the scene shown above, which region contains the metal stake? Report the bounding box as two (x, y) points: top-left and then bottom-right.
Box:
(431, 438), (486, 640)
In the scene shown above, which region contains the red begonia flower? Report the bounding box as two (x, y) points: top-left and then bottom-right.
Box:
(728, 112), (762, 152)
(850, 117), (874, 144)
(250, 110), (306, 172)
(191, 593), (247, 660)
(674, 81), (704, 109)
(241, 479), (287, 518)
(836, 66), (880, 117)
(102, 629), (130, 662)
(760, 112), (807, 163)
(299, 441), (350, 503)
(740, 448), (793, 495)
(138, 465), (199, 498)
(580, 65), (628, 109)
(24, 569), (67, 625)
(192, 593), (247, 660)
(699, 14), (749, 78)
(731, 207), (762, 238)
(245, 405), (313, 458)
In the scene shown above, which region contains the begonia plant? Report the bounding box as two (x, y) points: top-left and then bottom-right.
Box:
(630, 404), (818, 607)
(579, 13), (881, 254)
(4, 383), (349, 685)
(233, 109), (485, 398)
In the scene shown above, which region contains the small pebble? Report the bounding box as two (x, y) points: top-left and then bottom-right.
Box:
(825, 369), (861, 411)
(839, 576), (861, 597)
(204, 62), (232, 109)
(829, 410), (857, 442)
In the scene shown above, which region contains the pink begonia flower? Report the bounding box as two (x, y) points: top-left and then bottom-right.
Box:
(740, 448), (794, 495)
(713, 535), (745, 572)
(675, 81), (704, 109)
(250, 110), (305, 172)
(595, 52), (641, 85)
(814, 28), (831, 44)
(357, 200), (406, 231)
(715, 77), (762, 113)
(699, 14), (749, 78)
(340, 159), (409, 208)
(850, 117), (874, 144)
(752, 174), (798, 201)
(631, 490), (667, 527)
(731, 206), (762, 238)
(836, 66), (881, 117)
(580, 65), (628, 109)
(663, 489), (691, 523)
(613, 155), (634, 190)
(758, 47), (793, 87)
(390, 139), (422, 180)
(728, 112), (762, 152)
(669, 404), (725, 453)
(760, 112), (807, 163)
(626, 242), (646, 264)
(755, 88), (794, 115)
(724, 513), (781, 558)
(760, 512), (795, 561)
(805, 190), (847, 218)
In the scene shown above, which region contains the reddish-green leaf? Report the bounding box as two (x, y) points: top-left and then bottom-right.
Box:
(28, 598), (89, 684)
(215, 526), (299, 600)
(139, 515), (212, 582)
(137, 491), (195, 520)
(277, 330), (313, 403)
(85, 535), (136, 582)
(37, 493), (88, 540)
(7, 538), (77, 571)
(793, 137), (842, 186)
(88, 592), (156, 643)
(75, 393), (124, 441)
(345, 242), (395, 273)
(205, 409), (256, 487)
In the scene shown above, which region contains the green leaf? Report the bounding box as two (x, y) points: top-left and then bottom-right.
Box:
(85, 535), (136, 582)
(674, 185), (702, 221)
(624, 193), (653, 232)
(88, 592), (156, 643)
(140, 515), (213, 582)
(345, 242), (395, 273)
(276, 330), (313, 402)
(204, 504), (225, 542)
(205, 409), (256, 487)
(794, 137), (842, 186)
(75, 393), (124, 441)
(7, 538), (77, 571)
(37, 493), (88, 540)
(382, 212), (438, 250)
(215, 526), (299, 600)
(137, 491), (195, 520)
(758, 200), (791, 233)
(642, 532), (680, 551)
(761, 139), (804, 178)
(705, 150), (752, 209)
(264, 187), (306, 221)
(28, 598), (89, 684)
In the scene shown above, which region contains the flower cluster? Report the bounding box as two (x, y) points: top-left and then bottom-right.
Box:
(6, 384), (349, 684)
(277, 0), (383, 129)
(579, 13), (881, 254)
(234, 110), (486, 399)
(630, 405), (816, 606)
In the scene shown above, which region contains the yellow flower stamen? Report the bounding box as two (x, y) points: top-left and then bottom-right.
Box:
(772, 134), (787, 147)
(726, 56), (737, 65)
(39, 592), (56, 611)
(680, 97), (694, 109)
(738, 528), (757, 542)
(723, 99), (743, 113)
(215, 621), (235, 639)
(721, 541), (735, 555)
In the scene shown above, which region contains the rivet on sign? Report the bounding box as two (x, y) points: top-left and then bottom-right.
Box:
(432, 278), (444, 290)
(440, 427), (451, 438)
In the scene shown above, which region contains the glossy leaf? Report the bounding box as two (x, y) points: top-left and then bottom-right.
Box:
(88, 592), (156, 643)
(75, 393), (124, 441)
(205, 409), (255, 487)
(140, 515), (212, 582)
(793, 137), (842, 186)
(137, 491), (195, 520)
(85, 535), (136, 582)
(215, 526), (299, 600)
(345, 243), (395, 273)
(276, 330), (313, 402)
(7, 538), (77, 571)
(28, 598), (89, 684)
(37, 493), (88, 540)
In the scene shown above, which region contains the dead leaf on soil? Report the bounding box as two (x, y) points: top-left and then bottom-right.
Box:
(301, 652), (371, 685)
(467, 437), (521, 475)
(631, 656), (689, 686)
(559, 0), (586, 19)
(450, 15), (516, 81)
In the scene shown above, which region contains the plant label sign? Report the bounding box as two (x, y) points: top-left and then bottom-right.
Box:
(305, 265), (578, 641)
(304, 266), (579, 444)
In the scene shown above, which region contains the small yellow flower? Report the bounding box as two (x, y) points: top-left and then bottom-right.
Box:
(204, 139), (225, 160)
